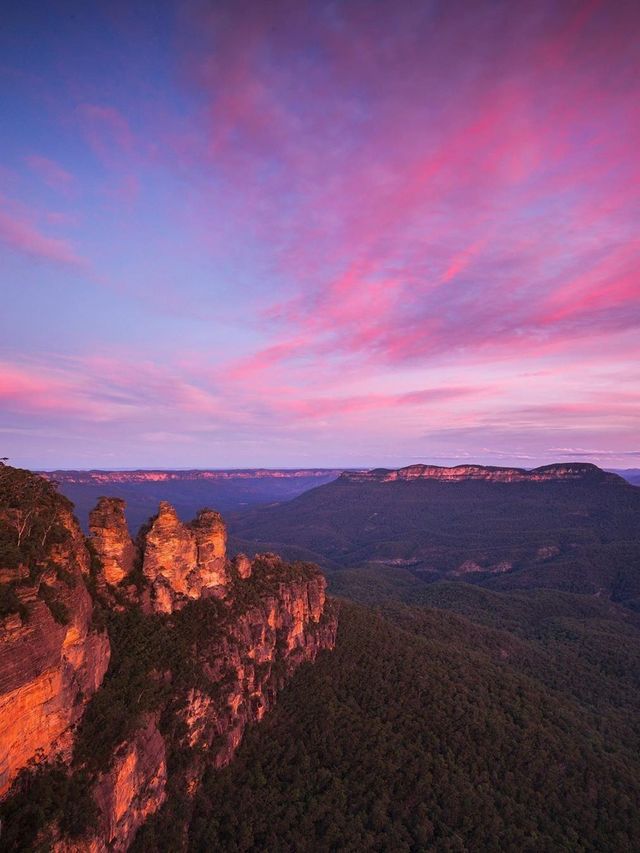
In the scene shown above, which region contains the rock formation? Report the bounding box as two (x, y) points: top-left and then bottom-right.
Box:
(89, 497), (135, 586)
(0, 499), (110, 798)
(68, 554), (335, 851)
(189, 508), (228, 591)
(0, 465), (337, 852)
(234, 553), (252, 579)
(90, 715), (167, 851)
(140, 502), (229, 613)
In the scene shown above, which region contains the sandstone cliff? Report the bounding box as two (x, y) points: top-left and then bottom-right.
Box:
(340, 462), (624, 484)
(140, 502), (229, 613)
(89, 498), (135, 586)
(0, 472), (110, 800)
(0, 465), (336, 852)
(71, 553), (335, 852)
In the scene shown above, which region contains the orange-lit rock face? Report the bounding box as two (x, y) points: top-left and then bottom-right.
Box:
(89, 498), (135, 585)
(190, 509), (228, 591)
(91, 716), (167, 853)
(142, 502), (198, 612)
(1, 470), (336, 852)
(179, 559), (335, 774)
(234, 553), (252, 579)
(79, 554), (335, 852)
(0, 512), (110, 798)
(141, 502), (229, 613)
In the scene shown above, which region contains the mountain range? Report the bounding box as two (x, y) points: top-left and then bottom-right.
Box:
(43, 469), (345, 532)
(2, 461), (639, 850)
(229, 462), (640, 609)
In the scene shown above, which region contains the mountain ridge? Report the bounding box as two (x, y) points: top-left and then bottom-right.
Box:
(229, 461), (640, 607)
(41, 468), (348, 484)
(340, 462), (626, 484)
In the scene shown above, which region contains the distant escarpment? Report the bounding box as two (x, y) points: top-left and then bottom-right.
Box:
(42, 468), (346, 485)
(340, 462), (625, 484)
(0, 465), (336, 851)
(231, 461), (640, 605)
(41, 468), (347, 534)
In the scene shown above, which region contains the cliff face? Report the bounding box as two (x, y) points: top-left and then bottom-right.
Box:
(140, 503), (229, 613)
(90, 715), (167, 851)
(0, 493), (110, 799)
(341, 462), (624, 484)
(0, 467), (336, 852)
(89, 498), (135, 586)
(87, 499), (230, 613)
(78, 555), (335, 852)
(42, 469), (345, 484)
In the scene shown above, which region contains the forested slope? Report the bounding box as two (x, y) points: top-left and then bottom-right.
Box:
(230, 466), (640, 606)
(186, 600), (640, 852)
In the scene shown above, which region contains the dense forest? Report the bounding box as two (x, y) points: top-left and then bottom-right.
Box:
(229, 469), (640, 607)
(2, 463), (640, 850)
(182, 599), (640, 852)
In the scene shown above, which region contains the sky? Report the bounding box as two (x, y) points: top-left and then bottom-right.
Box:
(1, 0), (639, 470)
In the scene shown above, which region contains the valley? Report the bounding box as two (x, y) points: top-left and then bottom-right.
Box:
(1, 461), (639, 851)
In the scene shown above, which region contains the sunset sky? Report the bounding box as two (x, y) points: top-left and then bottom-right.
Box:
(1, 0), (639, 469)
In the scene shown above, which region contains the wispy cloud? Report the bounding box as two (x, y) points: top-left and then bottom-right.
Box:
(1, 0), (639, 466)
(0, 201), (86, 270)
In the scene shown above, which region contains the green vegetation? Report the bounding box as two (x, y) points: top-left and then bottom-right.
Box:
(0, 583), (29, 621)
(37, 582), (70, 625)
(3, 462), (639, 850)
(188, 600), (640, 852)
(230, 474), (640, 605)
(0, 763), (98, 851)
(73, 601), (224, 773)
(0, 463), (72, 573)
(0, 463), (75, 623)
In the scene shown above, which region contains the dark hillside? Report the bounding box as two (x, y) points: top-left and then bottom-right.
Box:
(230, 465), (640, 605)
(186, 601), (640, 853)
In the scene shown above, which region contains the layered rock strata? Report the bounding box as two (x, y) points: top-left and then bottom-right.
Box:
(0, 472), (336, 852)
(89, 498), (135, 586)
(0, 502), (110, 798)
(141, 503), (229, 613)
(341, 462), (624, 484)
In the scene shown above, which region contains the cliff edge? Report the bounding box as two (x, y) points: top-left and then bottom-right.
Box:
(0, 465), (337, 851)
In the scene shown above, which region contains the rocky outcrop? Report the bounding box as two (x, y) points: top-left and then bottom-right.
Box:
(451, 559), (513, 576)
(233, 553), (252, 579)
(173, 556), (335, 789)
(190, 509), (228, 591)
(68, 554), (336, 852)
(89, 498), (135, 586)
(341, 462), (624, 484)
(1, 470), (337, 852)
(90, 716), (167, 852)
(140, 503), (229, 613)
(0, 500), (110, 798)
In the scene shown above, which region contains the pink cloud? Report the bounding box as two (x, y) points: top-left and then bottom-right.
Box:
(0, 206), (86, 270)
(281, 386), (480, 421)
(76, 103), (135, 165)
(165, 0), (640, 386)
(25, 154), (76, 195)
(0, 363), (104, 419)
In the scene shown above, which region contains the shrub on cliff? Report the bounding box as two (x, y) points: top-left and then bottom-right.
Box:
(0, 763), (98, 851)
(0, 464), (72, 573)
